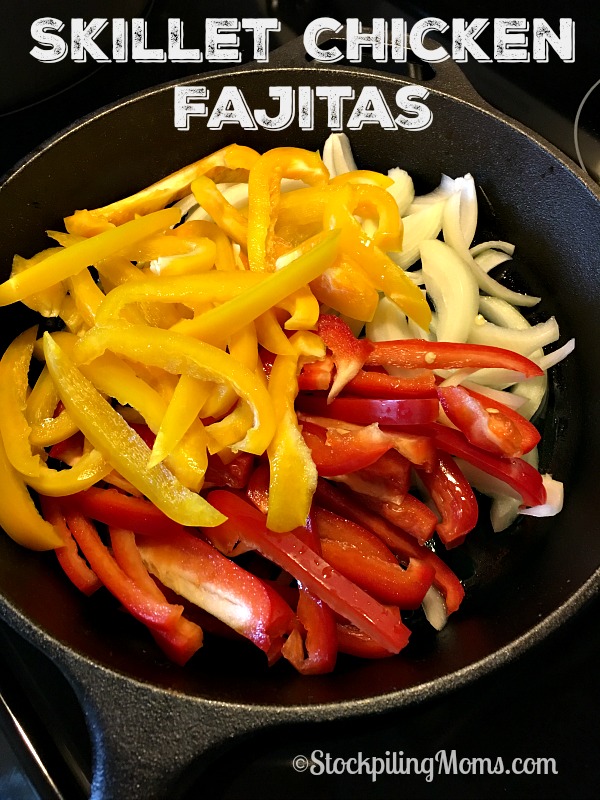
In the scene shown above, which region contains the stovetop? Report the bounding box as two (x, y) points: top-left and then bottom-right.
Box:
(1, 1), (599, 798)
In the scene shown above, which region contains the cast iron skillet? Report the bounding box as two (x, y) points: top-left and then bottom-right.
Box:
(1, 38), (599, 800)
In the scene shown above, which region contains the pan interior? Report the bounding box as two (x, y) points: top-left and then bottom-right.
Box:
(0, 67), (598, 708)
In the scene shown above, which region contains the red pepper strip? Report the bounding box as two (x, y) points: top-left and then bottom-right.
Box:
(62, 487), (192, 538)
(312, 506), (397, 563)
(438, 386), (540, 457)
(336, 622), (396, 660)
(421, 423), (546, 508)
(48, 432), (85, 463)
(204, 452), (255, 489)
(205, 491), (410, 653)
(297, 356), (335, 391)
(39, 496), (101, 596)
(342, 448), (412, 499)
(313, 506), (434, 608)
(281, 521), (337, 675)
(299, 414), (437, 470)
(314, 479), (464, 615)
(136, 527), (294, 655)
(301, 420), (392, 477)
(416, 452), (479, 548)
(359, 493), (438, 545)
(317, 314), (374, 400)
(366, 340), (544, 377)
(296, 394), (440, 426)
(109, 528), (203, 665)
(128, 422), (157, 449)
(343, 368), (438, 399)
(62, 507), (185, 631)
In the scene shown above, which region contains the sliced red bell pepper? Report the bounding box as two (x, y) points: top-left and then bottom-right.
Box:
(62, 507), (185, 631)
(359, 492), (438, 545)
(342, 368), (438, 399)
(337, 448), (412, 500)
(314, 479), (464, 615)
(296, 395), (440, 426)
(300, 419), (392, 477)
(438, 385), (540, 457)
(422, 423), (546, 508)
(416, 452), (479, 548)
(204, 452), (255, 489)
(39, 496), (101, 596)
(317, 314), (374, 400)
(135, 526), (294, 656)
(62, 487), (192, 538)
(48, 432), (85, 464)
(312, 506), (398, 563)
(281, 520), (337, 675)
(298, 414), (437, 469)
(366, 340), (544, 377)
(336, 622), (397, 660)
(109, 528), (203, 665)
(297, 355), (335, 391)
(205, 491), (410, 654)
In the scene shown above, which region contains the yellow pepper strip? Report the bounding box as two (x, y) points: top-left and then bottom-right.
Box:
(64, 210), (115, 237)
(30, 412), (79, 449)
(11, 248), (68, 317)
(58, 295), (87, 334)
(277, 186), (333, 228)
(0, 207), (181, 307)
(247, 147), (329, 272)
(151, 239), (217, 277)
(147, 375), (211, 469)
(46, 230), (87, 247)
(73, 322), (275, 456)
(228, 323), (258, 372)
(205, 402), (254, 454)
(190, 176), (249, 248)
(311, 255), (379, 322)
(65, 144), (260, 230)
(172, 229), (340, 344)
(126, 233), (194, 263)
(95, 271), (267, 327)
(266, 331), (323, 532)
(330, 170), (394, 189)
(26, 365), (58, 425)
(67, 268), (105, 327)
(277, 287), (320, 330)
(174, 220), (236, 271)
(254, 309), (295, 356)
(26, 450), (112, 497)
(43, 333), (225, 527)
(350, 184), (403, 252)
(0, 433), (62, 550)
(0, 327), (43, 477)
(198, 383), (237, 420)
(324, 187), (431, 331)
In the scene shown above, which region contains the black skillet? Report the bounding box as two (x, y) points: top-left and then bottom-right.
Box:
(0, 37), (599, 800)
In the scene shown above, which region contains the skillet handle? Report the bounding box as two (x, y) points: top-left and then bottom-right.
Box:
(267, 32), (494, 110)
(56, 648), (270, 800)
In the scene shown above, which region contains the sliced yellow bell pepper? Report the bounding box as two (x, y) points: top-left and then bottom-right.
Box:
(65, 144), (260, 230)
(174, 220), (236, 271)
(43, 333), (225, 526)
(11, 248), (67, 317)
(330, 170), (394, 189)
(190, 176), (249, 248)
(311, 255), (379, 322)
(26, 449), (112, 497)
(150, 239), (217, 277)
(172, 229), (340, 344)
(266, 331), (323, 533)
(0, 207), (181, 307)
(205, 402), (255, 454)
(255, 309), (295, 356)
(26, 365), (59, 426)
(247, 147), (329, 272)
(324, 187), (431, 331)
(278, 287), (320, 330)
(0, 432), (62, 550)
(67, 268), (105, 327)
(73, 322), (275, 456)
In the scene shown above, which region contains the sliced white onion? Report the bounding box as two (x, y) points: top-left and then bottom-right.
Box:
(454, 458), (523, 501)
(443, 192), (540, 307)
(537, 338), (576, 371)
(453, 174), (478, 247)
(470, 240), (515, 258)
(174, 193), (198, 218)
(387, 167), (415, 216)
(519, 474), (564, 518)
(468, 314), (559, 355)
(438, 369), (477, 387)
(388, 202), (445, 269)
(475, 249), (513, 273)
(322, 132), (357, 177)
(421, 239), (479, 343)
(409, 174), (456, 212)
(460, 380), (526, 410)
(490, 495), (521, 532)
(365, 295), (413, 342)
(421, 586), (448, 631)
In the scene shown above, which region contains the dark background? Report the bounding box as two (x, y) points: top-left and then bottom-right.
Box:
(0, 1), (599, 798)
